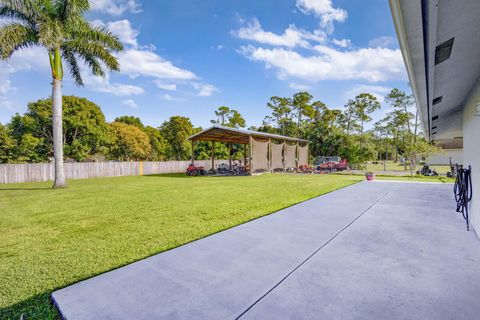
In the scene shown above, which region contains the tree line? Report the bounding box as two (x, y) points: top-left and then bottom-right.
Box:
(0, 88), (436, 170)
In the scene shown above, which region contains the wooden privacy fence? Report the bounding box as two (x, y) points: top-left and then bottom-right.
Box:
(0, 160), (229, 184)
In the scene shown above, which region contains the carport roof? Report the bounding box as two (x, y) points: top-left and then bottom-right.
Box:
(188, 125), (309, 144)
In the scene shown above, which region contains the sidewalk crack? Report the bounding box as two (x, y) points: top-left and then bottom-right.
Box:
(235, 186), (394, 319)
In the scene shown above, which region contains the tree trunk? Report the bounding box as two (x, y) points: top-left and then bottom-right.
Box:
(384, 137), (387, 171)
(52, 78), (66, 188)
(394, 131), (398, 162)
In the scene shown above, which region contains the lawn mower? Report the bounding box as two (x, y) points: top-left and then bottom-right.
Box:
(416, 164), (438, 176)
(186, 164), (206, 176)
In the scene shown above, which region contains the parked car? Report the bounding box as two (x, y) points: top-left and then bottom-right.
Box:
(316, 158), (349, 172)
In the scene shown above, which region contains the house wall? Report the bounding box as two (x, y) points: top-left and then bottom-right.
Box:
(426, 149), (463, 165)
(463, 79), (480, 236)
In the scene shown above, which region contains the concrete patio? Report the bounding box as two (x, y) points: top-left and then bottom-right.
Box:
(52, 181), (480, 320)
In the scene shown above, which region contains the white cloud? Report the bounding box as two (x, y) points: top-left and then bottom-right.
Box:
(345, 84), (391, 102)
(0, 47), (49, 115)
(90, 0), (141, 16)
(232, 18), (325, 48)
(99, 19), (139, 47)
(0, 79), (12, 95)
(240, 45), (406, 83)
(331, 38), (351, 48)
(82, 72), (145, 96)
(192, 83), (219, 97)
(289, 82), (311, 90)
(118, 49), (197, 80)
(368, 36), (397, 48)
(161, 94), (185, 101)
(0, 78), (15, 113)
(1, 46), (49, 74)
(122, 99), (138, 108)
(154, 80), (177, 91)
(296, 0), (347, 32)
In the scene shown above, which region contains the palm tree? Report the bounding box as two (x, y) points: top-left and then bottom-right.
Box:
(0, 0), (123, 188)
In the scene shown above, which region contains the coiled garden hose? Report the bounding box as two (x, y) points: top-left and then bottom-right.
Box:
(454, 165), (472, 230)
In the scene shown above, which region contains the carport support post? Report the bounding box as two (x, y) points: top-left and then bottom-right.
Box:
(211, 141), (215, 173)
(243, 144), (247, 171)
(268, 138), (272, 172)
(228, 143), (232, 170)
(191, 140), (195, 165)
(283, 141), (286, 172)
(296, 141), (299, 169)
(249, 135), (254, 174)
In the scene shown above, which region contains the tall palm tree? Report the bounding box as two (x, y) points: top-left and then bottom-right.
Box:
(0, 0), (123, 188)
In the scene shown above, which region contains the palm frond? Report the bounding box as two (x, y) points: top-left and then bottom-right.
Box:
(64, 39), (120, 71)
(0, 0), (39, 23)
(37, 15), (63, 48)
(61, 47), (83, 85)
(0, 22), (37, 59)
(54, 0), (89, 24)
(68, 20), (123, 52)
(80, 52), (104, 77)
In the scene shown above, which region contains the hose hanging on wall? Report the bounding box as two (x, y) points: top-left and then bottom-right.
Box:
(454, 165), (473, 230)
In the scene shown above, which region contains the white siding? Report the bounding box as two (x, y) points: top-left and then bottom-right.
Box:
(426, 149), (463, 165)
(463, 79), (480, 237)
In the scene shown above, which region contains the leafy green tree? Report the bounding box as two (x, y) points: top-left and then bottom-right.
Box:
(351, 93), (381, 135)
(374, 118), (395, 170)
(265, 96), (293, 135)
(385, 88), (414, 135)
(160, 116), (194, 160)
(292, 91), (314, 138)
(0, 123), (15, 163)
(211, 106), (246, 128)
(193, 140), (229, 160)
(339, 99), (361, 134)
(253, 124), (279, 134)
(384, 88), (414, 164)
(114, 116), (144, 129)
(306, 101), (344, 157)
(108, 122), (151, 161)
(8, 96), (110, 162)
(227, 110), (246, 128)
(0, 0), (123, 187)
(144, 126), (167, 161)
(211, 106), (230, 125)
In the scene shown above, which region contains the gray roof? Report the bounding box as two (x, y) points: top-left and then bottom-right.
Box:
(188, 125), (309, 143)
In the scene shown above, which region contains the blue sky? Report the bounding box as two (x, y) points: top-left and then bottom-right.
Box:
(0, 0), (409, 128)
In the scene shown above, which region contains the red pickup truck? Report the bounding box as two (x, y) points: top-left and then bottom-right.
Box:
(317, 159), (348, 172)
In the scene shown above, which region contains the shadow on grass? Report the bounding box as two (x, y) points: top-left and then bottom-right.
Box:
(143, 173), (246, 179)
(0, 187), (51, 191)
(0, 292), (59, 320)
(142, 173), (195, 178)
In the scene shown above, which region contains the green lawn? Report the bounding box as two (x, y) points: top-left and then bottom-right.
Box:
(333, 172), (455, 183)
(0, 173), (361, 319)
(373, 175), (455, 183)
(365, 160), (451, 175)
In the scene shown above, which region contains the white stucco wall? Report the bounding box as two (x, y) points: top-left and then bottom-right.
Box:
(463, 79), (480, 236)
(426, 149), (463, 165)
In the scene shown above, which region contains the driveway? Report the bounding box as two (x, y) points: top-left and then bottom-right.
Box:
(52, 181), (480, 319)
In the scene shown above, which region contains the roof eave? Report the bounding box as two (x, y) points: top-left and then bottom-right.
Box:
(389, 0), (430, 140)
